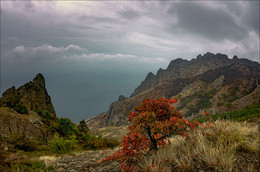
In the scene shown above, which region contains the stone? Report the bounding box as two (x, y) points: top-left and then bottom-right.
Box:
(0, 73), (56, 116)
(118, 95), (127, 102)
(211, 75), (225, 88)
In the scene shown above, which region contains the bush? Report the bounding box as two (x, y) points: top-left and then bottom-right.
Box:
(12, 102), (28, 114)
(84, 138), (106, 149)
(57, 118), (77, 138)
(103, 138), (120, 148)
(5, 94), (28, 114)
(14, 139), (37, 152)
(49, 135), (76, 154)
(9, 135), (37, 152)
(35, 110), (54, 120)
(84, 137), (120, 150)
(78, 120), (90, 134)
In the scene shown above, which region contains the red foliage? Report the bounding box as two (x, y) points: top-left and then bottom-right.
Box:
(102, 98), (200, 171)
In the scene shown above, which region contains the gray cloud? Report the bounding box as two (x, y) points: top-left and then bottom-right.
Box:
(118, 9), (140, 20)
(3, 44), (167, 64)
(168, 2), (247, 41)
(2, 1), (258, 60)
(3, 44), (86, 63)
(241, 1), (260, 35)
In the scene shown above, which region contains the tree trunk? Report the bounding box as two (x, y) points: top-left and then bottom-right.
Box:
(146, 126), (157, 151)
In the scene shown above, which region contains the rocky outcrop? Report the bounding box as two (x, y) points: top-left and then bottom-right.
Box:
(118, 95), (127, 102)
(0, 107), (44, 138)
(86, 53), (260, 128)
(131, 53), (259, 97)
(0, 73), (56, 115)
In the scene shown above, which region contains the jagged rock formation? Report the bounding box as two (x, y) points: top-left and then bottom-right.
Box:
(131, 52), (258, 97)
(0, 73), (56, 115)
(0, 73), (56, 140)
(86, 52), (260, 128)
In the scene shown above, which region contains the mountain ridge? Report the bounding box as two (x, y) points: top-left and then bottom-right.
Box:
(131, 52), (259, 97)
(86, 52), (260, 129)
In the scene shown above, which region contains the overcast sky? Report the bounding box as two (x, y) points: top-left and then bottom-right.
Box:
(1, 1), (259, 122)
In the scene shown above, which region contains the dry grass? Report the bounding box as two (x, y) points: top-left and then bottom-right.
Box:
(39, 155), (60, 167)
(137, 120), (259, 171)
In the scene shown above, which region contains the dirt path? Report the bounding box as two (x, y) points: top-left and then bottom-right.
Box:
(54, 149), (120, 172)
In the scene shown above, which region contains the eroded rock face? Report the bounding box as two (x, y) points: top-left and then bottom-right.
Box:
(131, 52), (258, 97)
(0, 73), (56, 115)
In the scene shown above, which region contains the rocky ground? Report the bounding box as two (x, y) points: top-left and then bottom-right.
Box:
(53, 149), (120, 172)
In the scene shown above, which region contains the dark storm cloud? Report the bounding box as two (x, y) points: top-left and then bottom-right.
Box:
(168, 2), (247, 41)
(2, 1), (258, 61)
(241, 1), (260, 35)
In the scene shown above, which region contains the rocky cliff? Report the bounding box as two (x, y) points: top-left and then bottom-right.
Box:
(131, 52), (258, 97)
(0, 73), (56, 116)
(0, 73), (56, 140)
(86, 53), (260, 129)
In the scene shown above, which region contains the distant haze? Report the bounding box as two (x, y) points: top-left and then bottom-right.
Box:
(1, 1), (259, 122)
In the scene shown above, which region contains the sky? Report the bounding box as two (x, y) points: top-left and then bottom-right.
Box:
(1, 1), (259, 122)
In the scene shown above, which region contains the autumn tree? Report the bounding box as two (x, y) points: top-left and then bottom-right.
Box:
(102, 98), (200, 171)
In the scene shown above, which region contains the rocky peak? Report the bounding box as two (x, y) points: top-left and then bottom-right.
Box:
(167, 58), (188, 70)
(131, 52), (259, 97)
(233, 55), (239, 60)
(145, 72), (155, 80)
(33, 73), (45, 88)
(0, 73), (56, 115)
(118, 95), (127, 102)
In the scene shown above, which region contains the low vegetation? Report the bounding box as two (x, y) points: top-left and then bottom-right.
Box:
(137, 120), (259, 171)
(178, 89), (217, 116)
(0, 111), (119, 171)
(5, 94), (28, 114)
(103, 98), (260, 171)
(194, 103), (260, 123)
(1, 97), (259, 171)
(0, 159), (52, 172)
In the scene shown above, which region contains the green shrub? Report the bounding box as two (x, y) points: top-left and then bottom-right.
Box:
(57, 118), (77, 137)
(14, 139), (37, 152)
(35, 110), (54, 120)
(83, 136), (120, 150)
(85, 138), (106, 149)
(103, 138), (120, 148)
(49, 135), (76, 154)
(9, 135), (37, 152)
(78, 120), (90, 134)
(226, 102), (232, 108)
(12, 102), (28, 114)
(5, 94), (28, 114)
